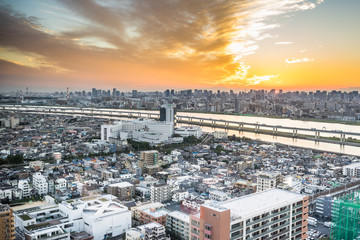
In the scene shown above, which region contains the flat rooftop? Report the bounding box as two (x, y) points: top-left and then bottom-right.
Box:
(205, 189), (303, 220)
(167, 210), (190, 223)
(109, 182), (134, 188)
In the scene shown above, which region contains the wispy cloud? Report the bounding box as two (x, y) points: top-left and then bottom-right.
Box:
(275, 41), (294, 45)
(286, 57), (314, 63)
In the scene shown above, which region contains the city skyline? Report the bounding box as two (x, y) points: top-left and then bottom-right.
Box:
(1, 0), (360, 91)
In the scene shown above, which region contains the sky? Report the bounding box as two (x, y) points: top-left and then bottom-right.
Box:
(0, 0), (359, 92)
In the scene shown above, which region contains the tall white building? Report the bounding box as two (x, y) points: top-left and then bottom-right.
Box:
(18, 179), (31, 198)
(160, 104), (175, 123)
(343, 162), (360, 177)
(32, 173), (48, 196)
(150, 183), (171, 203)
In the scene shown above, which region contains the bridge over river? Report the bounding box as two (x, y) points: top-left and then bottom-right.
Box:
(2, 105), (360, 148)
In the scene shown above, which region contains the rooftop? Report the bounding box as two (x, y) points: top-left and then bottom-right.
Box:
(206, 189), (303, 220)
(109, 182), (134, 188)
(167, 210), (190, 223)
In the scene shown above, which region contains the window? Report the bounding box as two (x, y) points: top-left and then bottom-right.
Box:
(232, 222), (241, 229)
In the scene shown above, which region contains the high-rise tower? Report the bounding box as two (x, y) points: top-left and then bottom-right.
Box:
(159, 104), (176, 123)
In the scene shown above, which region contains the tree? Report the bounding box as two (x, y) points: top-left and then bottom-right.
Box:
(6, 154), (24, 164)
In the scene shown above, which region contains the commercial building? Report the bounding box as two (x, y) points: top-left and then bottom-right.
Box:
(256, 171), (283, 192)
(14, 195), (131, 240)
(315, 195), (333, 220)
(107, 182), (135, 201)
(0, 204), (15, 240)
(174, 126), (202, 138)
(150, 183), (171, 203)
(160, 104), (176, 123)
(101, 119), (174, 144)
(190, 189), (309, 240)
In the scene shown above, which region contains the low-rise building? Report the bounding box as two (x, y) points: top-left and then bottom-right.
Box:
(126, 222), (169, 240)
(172, 189), (189, 202)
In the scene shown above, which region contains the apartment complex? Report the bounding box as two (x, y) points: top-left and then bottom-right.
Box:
(140, 150), (159, 166)
(190, 189), (309, 240)
(166, 210), (190, 240)
(150, 183), (171, 203)
(343, 162), (360, 177)
(256, 171), (283, 192)
(107, 182), (135, 201)
(0, 204), (15, 240)
(32, 172), (49, 196)
(138, 150), (161, 174)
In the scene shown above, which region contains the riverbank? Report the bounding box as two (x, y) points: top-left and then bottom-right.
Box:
(178, 120), (360, 148)
(2, 103), (360, 126)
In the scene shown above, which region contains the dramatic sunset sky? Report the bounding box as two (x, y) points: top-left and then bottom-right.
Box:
(0, 0), (359, 91)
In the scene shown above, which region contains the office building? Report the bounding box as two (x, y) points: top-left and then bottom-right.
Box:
(160, 104), (175, 123)
(0, 204), (15, 240)
(190, 189), (309, 240)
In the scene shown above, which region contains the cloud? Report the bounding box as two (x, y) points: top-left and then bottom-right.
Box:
(206, 62), (278, 86)
(285, 57), (314, 63)
(275, 41), (294, 45)
(0, 0), (325, 89)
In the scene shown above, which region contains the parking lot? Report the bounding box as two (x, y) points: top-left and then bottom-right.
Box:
(307, 221), (331, 240)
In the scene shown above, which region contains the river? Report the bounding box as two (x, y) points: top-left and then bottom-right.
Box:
(4, 105), (360, 156)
